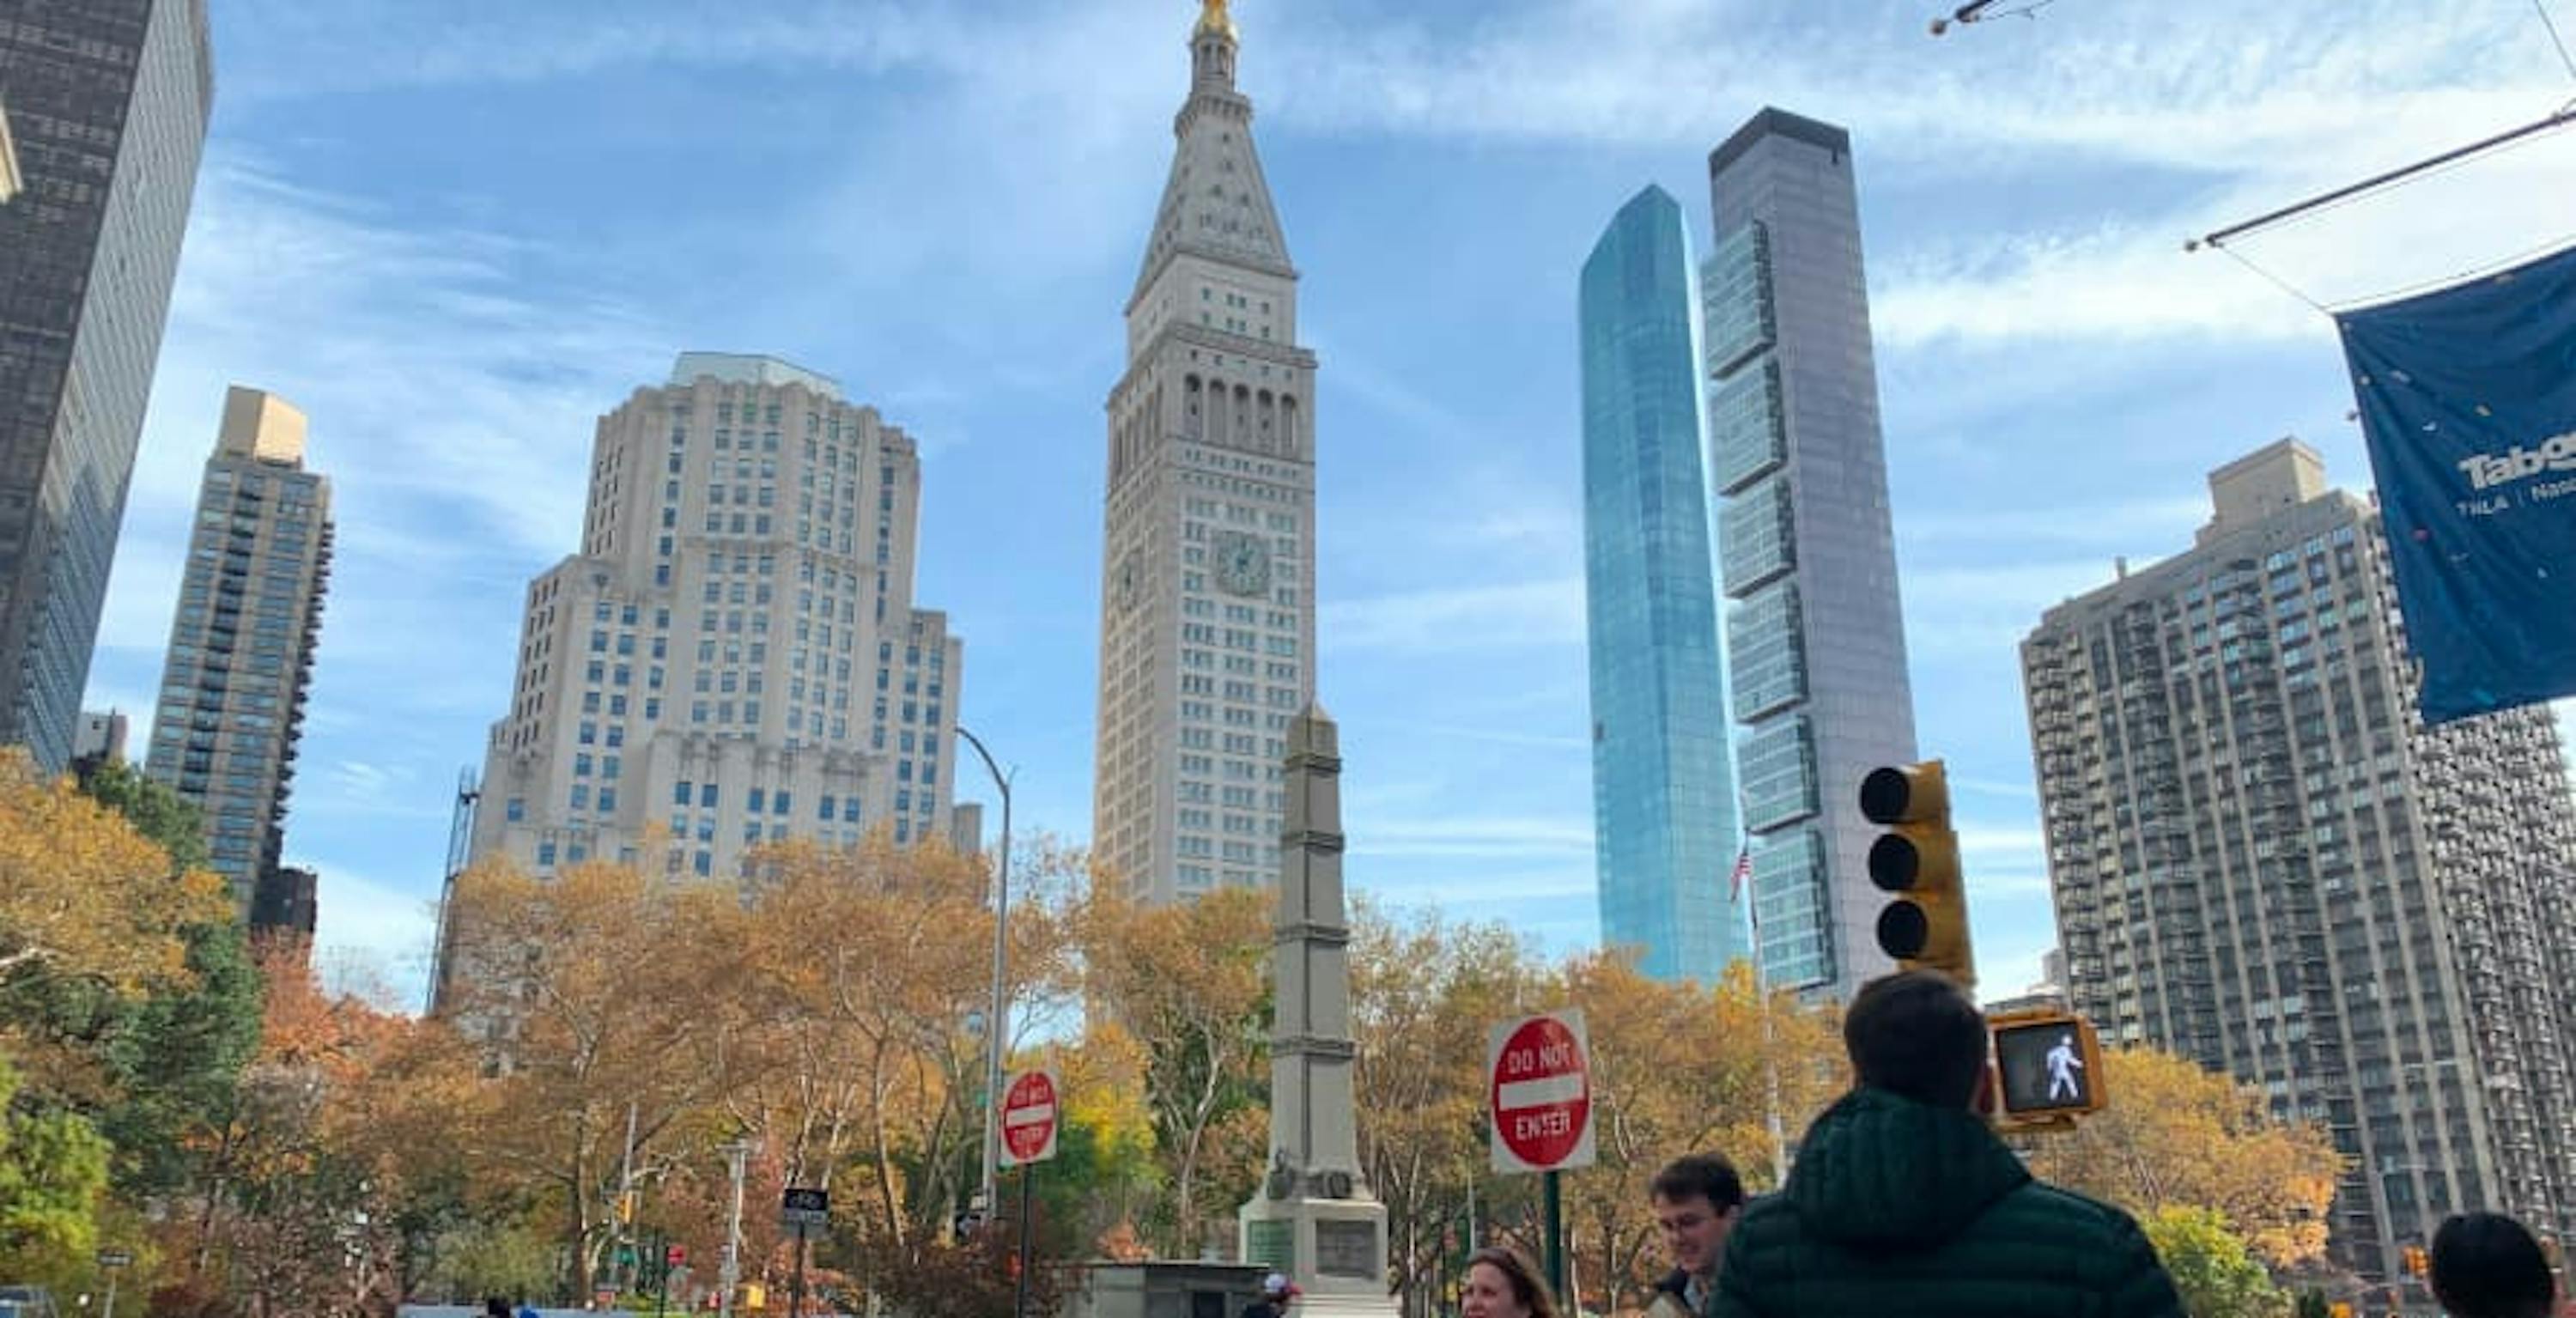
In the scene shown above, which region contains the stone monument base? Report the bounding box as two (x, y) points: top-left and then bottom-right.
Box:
(1238, 1194), (1400, 1318)
(1061, 1260), (1273, 1318)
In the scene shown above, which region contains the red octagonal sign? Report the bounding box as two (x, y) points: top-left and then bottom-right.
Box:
(1001, 1068), (1060, 1167)
(1488, 1010), (1595, 1174)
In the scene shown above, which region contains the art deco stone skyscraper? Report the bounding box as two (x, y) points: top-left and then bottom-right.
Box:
(465, 354), (963, 889)
(1094, 0), (1318, 903)
(2024, 439), (2576, 1286)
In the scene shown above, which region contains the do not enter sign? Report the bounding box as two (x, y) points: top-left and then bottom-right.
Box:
(1488, 1009), (1595, 1174)
(1000, 1068), (1060, 1166)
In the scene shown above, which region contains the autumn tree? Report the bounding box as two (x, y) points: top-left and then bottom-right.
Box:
(171, 936), (486, 1315)
(443, 859), (761, 1298)
(0, 750), (231, 1096)
(75, 756), (212, 874)
(1350, 903), (1543, 1316)
(1551, 954), (1843, 1314)
(727, 833), (1078, 1256)
(2023, 1048), (2343, 1268)
(1041, 1023), (1160, 1257)
(1078, 884), (1272, 1255)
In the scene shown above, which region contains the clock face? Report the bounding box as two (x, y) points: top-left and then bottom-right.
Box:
(1212, 530), (1270, 597)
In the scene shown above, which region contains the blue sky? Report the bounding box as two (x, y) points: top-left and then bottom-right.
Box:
(82, 0), (2576, 1005)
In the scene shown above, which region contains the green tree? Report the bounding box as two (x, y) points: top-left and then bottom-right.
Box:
(74, 757), (210, 875)
(2144, 1205), (2291, 1318)
(0, 1054), (112, 1286)
(95, 920), (264, 1198)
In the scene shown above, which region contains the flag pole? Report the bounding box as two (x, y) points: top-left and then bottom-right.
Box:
(1736, 830), (1790, 1179)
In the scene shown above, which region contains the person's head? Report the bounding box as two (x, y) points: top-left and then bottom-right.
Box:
(2429, 1212), (2558, 1318)
(485, 1299), (512, 1318)
(1261, 1273), (1300, 1306)
(1844, 970), (1990, 1109)
(1463, 1247), (1560, 1318)
(1649, 1153), (1747, 1279)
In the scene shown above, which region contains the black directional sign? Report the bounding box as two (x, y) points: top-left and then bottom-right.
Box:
(781, 1186), (829, 1230)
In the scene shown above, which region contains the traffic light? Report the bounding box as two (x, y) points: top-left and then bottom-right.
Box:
(1988, 1008), (2108, 1121)
(2328, 1304), (2352, 1318)
(2403, 1244), (2428, 1276)
(1860, 759), (1974, 989)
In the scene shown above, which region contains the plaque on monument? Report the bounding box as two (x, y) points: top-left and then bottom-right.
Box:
(1314, 1219), (1379, 1279)
(1246, 1218), (1295, 1272)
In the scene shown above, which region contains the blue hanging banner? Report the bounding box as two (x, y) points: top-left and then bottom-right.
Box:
(2336, 242), (2576, 725)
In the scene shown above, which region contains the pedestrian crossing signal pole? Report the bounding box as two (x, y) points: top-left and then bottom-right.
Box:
(1860, 761), (1974, 990)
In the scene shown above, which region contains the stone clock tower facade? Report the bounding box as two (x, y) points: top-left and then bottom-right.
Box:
(1095, 0), (1319, 905)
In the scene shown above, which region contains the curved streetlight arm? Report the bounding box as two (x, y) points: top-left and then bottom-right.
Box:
(954, 724), (1015, 1224)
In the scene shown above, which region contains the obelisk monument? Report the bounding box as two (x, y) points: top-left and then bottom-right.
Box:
(1239, 706), (1397, 1318)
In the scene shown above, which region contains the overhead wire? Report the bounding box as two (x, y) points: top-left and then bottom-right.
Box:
(2533, 0), (2576, 88)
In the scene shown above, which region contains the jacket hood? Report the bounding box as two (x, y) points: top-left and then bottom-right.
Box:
(1783, 1088), (2032, 1249)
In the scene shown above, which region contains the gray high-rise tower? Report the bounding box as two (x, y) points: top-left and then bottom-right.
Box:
(1702, 108), (1917, 998)
(0, 0), (214, 769)
(2024, 439), (2576, 1285)
(146, 388), (334, 919)
(1094, 0), (1319, 904)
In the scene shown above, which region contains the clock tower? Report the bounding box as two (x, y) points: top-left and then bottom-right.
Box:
(1095, 1), (1318, 904)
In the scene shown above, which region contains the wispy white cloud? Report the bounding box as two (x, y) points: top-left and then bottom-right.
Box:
(1326, 578), (1586, 653)
(1347, 814), (1594, 859)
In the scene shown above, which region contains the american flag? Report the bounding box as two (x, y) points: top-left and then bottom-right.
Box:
(1728, 845), (1753, 905)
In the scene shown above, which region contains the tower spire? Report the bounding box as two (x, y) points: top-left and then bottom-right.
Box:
(1196, 0), (1236, 40)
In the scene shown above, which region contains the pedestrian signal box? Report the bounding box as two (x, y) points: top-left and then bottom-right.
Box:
(1990, 1010), (2107, 1121)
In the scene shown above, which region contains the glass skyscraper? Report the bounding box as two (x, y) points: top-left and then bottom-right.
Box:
(0, 0), (214, 769)
(1704, 109), (1918, 999)
(1580, 185), (1747, 982)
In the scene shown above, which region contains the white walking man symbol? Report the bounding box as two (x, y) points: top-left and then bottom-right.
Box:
(2045, 1033), (2084, 1101)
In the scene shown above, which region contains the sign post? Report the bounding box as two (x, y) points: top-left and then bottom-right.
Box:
(96, 1248), (131, 1318)
(780, 1187), (829, 1318)
(999, 1069), (1060, 1318)
(1488, 1010), (1595, 1300)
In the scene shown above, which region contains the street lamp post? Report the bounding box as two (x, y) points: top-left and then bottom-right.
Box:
(955, 724), (1015, 1225)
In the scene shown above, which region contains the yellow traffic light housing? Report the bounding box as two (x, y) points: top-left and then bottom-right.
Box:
(2403, 1244), (2429, 1276)
(1860, 759), (1974, 990)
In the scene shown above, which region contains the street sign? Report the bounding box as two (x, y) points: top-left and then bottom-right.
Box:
(1488, 1009), (1595, 1174)
(780, 1186), (829, 1230)
(666, 1243), (689, 1266)
(999, 1067), (1060, 1167)
(96, 1248), (132, 1268)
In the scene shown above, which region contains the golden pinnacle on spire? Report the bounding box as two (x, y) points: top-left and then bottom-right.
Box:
(1196, 0), (1236, 39)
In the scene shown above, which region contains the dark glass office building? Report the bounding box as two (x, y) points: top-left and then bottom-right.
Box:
(1580, 185), (1748, 982)
(0, 0), (214, 769)
(1704, 108), (1919, 999)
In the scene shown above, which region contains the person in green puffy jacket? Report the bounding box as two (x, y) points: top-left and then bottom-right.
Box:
(1711, 970), (2184, 1318)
